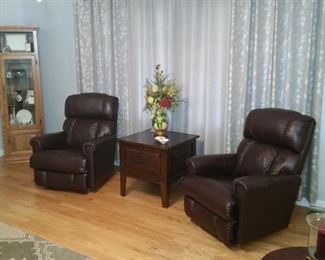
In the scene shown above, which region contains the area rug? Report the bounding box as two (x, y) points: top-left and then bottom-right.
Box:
(0, 223), (91, 260)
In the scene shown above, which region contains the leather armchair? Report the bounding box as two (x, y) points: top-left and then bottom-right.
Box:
(30, 93), (119, 193)
(182, 108), (315, 246)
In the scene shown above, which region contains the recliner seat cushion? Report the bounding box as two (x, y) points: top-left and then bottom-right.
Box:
(30, 148), (87, 174)
(182, 175), (235, 221)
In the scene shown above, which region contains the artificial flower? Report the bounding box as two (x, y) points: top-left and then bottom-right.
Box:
(160, 97), (170, 108)
(152, 84), (159, 92)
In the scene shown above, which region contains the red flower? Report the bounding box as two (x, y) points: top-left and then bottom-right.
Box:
(160, 97), (170, 108)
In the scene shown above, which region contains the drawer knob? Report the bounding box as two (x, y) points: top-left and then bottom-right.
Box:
(138, 159), (144, 164)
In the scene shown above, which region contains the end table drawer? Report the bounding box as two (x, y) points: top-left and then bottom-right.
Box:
(125, 148), (160, 174)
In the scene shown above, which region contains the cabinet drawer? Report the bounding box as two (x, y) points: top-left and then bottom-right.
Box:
(125, 148), (160, 175)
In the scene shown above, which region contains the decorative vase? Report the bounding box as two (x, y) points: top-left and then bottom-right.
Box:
(151, 108), (168, 136)
(306, 212), (325, 259)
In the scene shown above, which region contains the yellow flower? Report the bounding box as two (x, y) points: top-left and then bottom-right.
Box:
(152, 84), (159, 92)
(147, 96), (154, 104)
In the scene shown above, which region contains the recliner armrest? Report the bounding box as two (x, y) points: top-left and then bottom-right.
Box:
(187, 154), (237, 177)
(232, 174), (302, 244)
(30, 131), (66, 153)
(82, 135), (117, 154)
(82, 135), (117, 190)
(233, 174), (301, 194)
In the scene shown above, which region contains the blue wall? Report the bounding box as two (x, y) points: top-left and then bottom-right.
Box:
(0, 0), (24, 24)
(20, 0), (78, 132)
(0, 0), (77, 155)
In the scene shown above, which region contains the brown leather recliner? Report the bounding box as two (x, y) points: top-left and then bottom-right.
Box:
(182, 108), (315, 246)
(30, 93), (118, 193)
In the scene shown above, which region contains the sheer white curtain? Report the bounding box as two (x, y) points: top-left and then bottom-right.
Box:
(127, 0), (231, 154)
(74, 0), (324, 201)
(74, 0), (129, 137)
(226, 0), (325, 203)
(74, 0), (231, 154)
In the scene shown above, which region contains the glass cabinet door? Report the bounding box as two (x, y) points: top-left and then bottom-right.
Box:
(4, 58), (37, 127)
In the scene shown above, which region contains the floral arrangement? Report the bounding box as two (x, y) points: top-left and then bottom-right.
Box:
(144, 64), (182, 134)
(144, 64), (182, 111)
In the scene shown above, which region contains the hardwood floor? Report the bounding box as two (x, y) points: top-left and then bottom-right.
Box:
(0, 160), (310, 259)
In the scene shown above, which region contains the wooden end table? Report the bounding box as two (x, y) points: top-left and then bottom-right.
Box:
(118, 129), (199, 208)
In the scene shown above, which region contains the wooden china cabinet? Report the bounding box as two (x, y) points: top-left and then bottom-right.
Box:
(0, 26), (44, 163)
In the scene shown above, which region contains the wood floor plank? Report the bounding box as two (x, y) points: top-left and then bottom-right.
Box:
(0, 160), (310, 259)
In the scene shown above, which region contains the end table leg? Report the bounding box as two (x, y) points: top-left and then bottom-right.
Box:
(160, 181), (169, 208)
(120, 170), (126, 196)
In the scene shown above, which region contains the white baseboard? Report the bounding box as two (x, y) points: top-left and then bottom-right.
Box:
(313, 200), (325, 210)
(0, 149), (3, 157)
(296, 197), (310, 208)
(296, 197), (325, 211)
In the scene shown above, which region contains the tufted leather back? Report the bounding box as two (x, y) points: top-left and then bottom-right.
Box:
(235, 108), (315, 177)
(63, 93), (118, 147)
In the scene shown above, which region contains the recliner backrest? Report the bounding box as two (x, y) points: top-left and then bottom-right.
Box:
(234, 108), (315, 177)
(63, 93), (119, 147)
